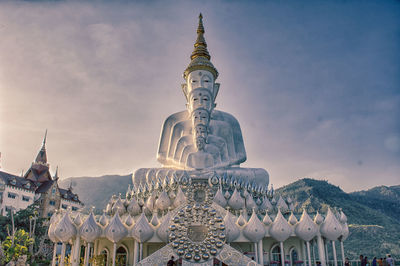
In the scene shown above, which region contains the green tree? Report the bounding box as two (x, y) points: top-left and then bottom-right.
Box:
(1, 229), (33, 264)
(0, 202), (51, 263)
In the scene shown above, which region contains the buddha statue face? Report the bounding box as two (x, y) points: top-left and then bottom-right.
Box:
(188, 70), (214, 92)
(194, 124), (208, 139)
(191, 109), (210, 127)
(188, 88), (213, 113)
(182, 69), (220, 105)
(195, 136), (206, 151)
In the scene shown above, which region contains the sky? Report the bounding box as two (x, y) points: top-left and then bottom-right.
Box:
(0, 0), (399, 192)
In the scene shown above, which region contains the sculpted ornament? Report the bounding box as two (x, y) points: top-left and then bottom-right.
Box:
(295, 209), (318, 242)
(320, 208), (342, 241)
(80, 212), (102, 243)
(54, 212), (77, 243)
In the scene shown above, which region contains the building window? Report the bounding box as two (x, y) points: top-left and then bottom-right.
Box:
(49, 200), (56, 206)
(52, 188), (56, 195)
(72, 206), (78, 211)
(290, 248), (299, 266)
(116, 246), (127, 266)
(22, 196), (30, 202)
(61, 204), (67, 209)
(8, 193), (16, 199)
(47, 212), (53, 217)
(271, 244), (281, 263)
(5, 206), (12, 212)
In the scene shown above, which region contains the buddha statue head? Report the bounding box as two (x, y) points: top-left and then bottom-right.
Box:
(191, 108), (210, 128)
(194, 124), (208, 139)
(187, 86), (214, 113)
(182, 14), (220, 110)
(193, 125), (208, 151)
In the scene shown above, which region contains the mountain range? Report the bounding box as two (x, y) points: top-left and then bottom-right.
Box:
(60, 176), (400, 259)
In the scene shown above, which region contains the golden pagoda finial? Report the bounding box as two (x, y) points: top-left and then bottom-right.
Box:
(184, 13), (218, 79)
(197, 13), (204, 34)
(191, 13), (210, 60)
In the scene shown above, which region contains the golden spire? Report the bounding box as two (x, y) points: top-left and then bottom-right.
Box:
(191, 13), (210, 60)
(184, 13), (218, 79)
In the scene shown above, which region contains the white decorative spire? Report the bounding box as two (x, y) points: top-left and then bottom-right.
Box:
(295, 209), (318, 242)
(236, 210), (247, 227)
(243, 209), (266, 242)
(173, 186), (186, 208)
(269, 209), (292, 242)
(288, 212), (298, 225)
(54, 211), (77, 243)
(339, 210), (348, 223)
(262, 212), (272, 225)
(131, 212), (154, 243)
(155, 190), (171, 211)
(320, 208), (342, 241)
(228, 188), (245, 210)
(73, 213), (82, 226)
(127, 197), (141, 216)
(314, 211), (324, 225)
(105, 212), (128, 243)
(112, 196), (126, 216)
(213, 186), (227, 207)
(125, 215), (134, 227)
(276, 195), (289, 212)
(340, 222), (349, 241)
(223, 210), (240, 242)
(99, 211), (109, 227)
(245, 194), (257, 211)
(150, 212), (160, 227)
(48, 212), (60, 243)
(80, 212), (102, 243)
(259, 196), (273, 212)
(156, 211), (173, 242)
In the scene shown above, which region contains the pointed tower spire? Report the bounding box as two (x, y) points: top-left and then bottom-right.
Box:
(42, 129), (47, 150)
(184, 13), (218, 79)
(54, 166), (59, 180)
(35, 130), (48, 164)
(191, 13), (210, 61)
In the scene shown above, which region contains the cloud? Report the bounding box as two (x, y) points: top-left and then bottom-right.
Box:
(0, 0), (399, 192)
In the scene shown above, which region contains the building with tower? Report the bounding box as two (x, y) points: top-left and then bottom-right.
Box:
(48, 15), (349, 266)
(0, 131), (83, 217)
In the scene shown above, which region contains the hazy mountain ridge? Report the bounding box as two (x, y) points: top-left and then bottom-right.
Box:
(276, 179), (400, 258)
(60, 174), (132, 213)
(62, 175), (400, 257)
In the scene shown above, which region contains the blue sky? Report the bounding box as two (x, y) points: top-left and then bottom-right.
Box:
(0, 0), (399, 191)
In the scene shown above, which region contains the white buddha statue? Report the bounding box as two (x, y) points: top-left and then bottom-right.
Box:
(157, 14), (246, 170)
(133, 14), (269, 187)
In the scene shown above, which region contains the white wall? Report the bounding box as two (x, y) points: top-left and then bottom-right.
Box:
(60, 198), (83, 213)
(0, 185), (35, 215)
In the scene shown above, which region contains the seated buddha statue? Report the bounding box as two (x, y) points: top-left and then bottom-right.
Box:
(133, 14), (269, 187)
(157, 14), (246, 170)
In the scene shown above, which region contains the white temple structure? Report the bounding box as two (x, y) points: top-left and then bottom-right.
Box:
(48, 14), (349, 266)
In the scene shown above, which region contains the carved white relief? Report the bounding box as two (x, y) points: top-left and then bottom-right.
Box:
(80, 212), (102, 243)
